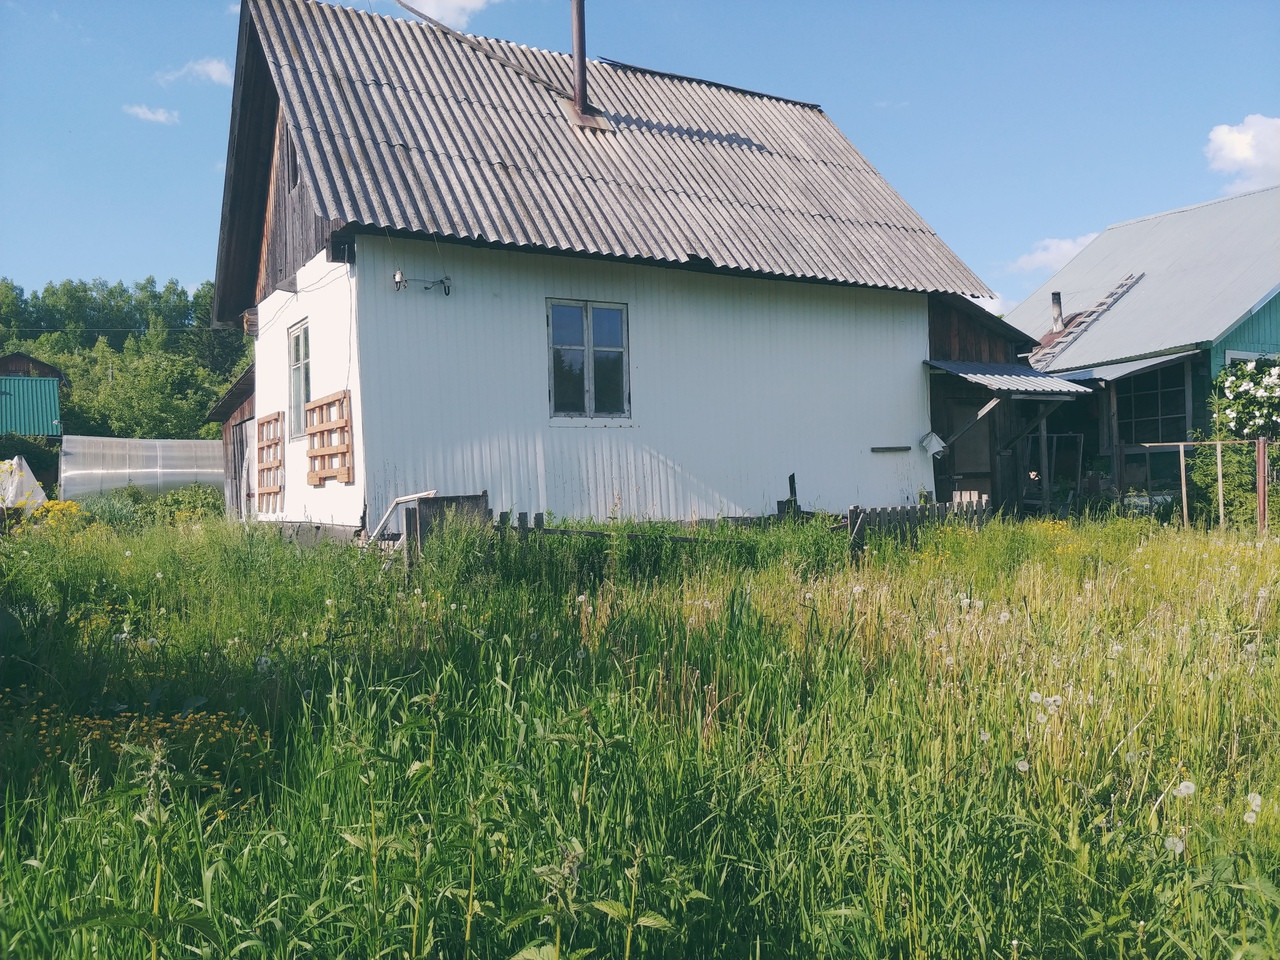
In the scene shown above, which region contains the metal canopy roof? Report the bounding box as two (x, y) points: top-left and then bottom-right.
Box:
(1004, 186), (1280, 372)
(235, 0), (991, 298)
(925, 360), (1093, 395)
(1055, 350), (1200, 382)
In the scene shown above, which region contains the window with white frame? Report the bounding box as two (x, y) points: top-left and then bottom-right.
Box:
(288, 322), (311, 437)
(548, 300), (629, 418)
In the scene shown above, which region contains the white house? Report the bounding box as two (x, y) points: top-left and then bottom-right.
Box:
(212, 0), (993, 534)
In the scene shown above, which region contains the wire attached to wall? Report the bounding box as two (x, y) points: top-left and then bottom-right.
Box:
(392, 269), (450, 295)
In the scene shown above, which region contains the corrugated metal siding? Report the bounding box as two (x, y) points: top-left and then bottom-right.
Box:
(924, 360), (1092, 395)
(247, 0), (990, 298)
(353, 236), (936, 525)
(1005, 187), (1280, 371)
(1214, 291), (1280, 374)
(0, 377), (61, 436)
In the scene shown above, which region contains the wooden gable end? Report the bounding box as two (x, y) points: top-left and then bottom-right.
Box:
(256, 110), (347, 304)
(928, 295), (1028, 364)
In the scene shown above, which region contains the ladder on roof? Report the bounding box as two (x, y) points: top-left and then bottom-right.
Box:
(1031, 272), (1145, 370)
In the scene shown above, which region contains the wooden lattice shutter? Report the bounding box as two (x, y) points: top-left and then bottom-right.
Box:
(305, 390), (354, 486)
(256, 411), (284, 513)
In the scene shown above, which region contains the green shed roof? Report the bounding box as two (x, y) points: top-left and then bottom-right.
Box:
(0, 377), (62, 437)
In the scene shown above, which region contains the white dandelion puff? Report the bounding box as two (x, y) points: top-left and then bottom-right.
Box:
(1173, 780), (1196, 798)
(1029, 691), (1043, 704)
(1164, 836), (1185, 854)
(1016, 759), (1030, 773)
(1247, 792), (1262, 812)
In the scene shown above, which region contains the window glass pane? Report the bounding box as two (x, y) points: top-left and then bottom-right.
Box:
(592, 307), (624, 349)
(1117, 395), (1133, 422)
(1133, 393), (1159, 419)
(552, 347), (586, 413)
(551, 303), (585, 347)
(1161, 416), (1186, 442)
(1131, 371), (1160, 393)
(594, 350), (625, 414)
(1132, 418), (1159, 443)
(1159, 364), (1183, 389)
(1159, 386), (1185, 418)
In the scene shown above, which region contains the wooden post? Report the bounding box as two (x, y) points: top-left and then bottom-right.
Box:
(1258, 437), (1269, 538)
(1216, 440), (1226, 529)
(1039, 416), (1051, 514)
(1178, 443), (1189, 527)
(403, 505), (419, 573)
(518, 511), (529, 541)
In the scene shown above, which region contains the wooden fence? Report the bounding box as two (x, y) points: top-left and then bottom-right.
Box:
(843, 499), (995, 557)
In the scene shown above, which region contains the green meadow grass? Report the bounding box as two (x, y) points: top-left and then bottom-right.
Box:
(0, 508), (1277, 959)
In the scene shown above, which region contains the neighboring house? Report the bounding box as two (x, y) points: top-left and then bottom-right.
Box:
(0, 352), (69, 387)
(0, 377), (62, 438)
(211, 0), (994, 533)
(1006, 186), (1280, 493)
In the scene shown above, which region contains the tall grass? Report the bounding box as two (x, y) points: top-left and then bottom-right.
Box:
(1, 512), (1277, 958)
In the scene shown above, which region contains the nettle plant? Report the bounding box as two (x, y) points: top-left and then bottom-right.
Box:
(1214, 357), (1280, 438)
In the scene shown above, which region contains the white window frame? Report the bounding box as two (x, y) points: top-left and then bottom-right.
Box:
(547, 299), (630, 419)
(288, 321), (311, 438)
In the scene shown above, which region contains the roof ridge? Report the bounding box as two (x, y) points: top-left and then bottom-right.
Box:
(1106, 184), (1280, 231)
(600, 58), (822, 111)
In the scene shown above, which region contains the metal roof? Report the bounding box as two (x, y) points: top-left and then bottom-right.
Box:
(0, 377), (61, 437)
(1055, 351), (1200, 382)
(241, 0), (991, 298)
(924, 360), (1093, 395)
(1004, 186), (1280, 372)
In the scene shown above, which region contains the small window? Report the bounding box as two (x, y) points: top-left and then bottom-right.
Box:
(1116, 360), (1186, 444)
(548, 299), (629, 418)
(289, 322), (311, 437)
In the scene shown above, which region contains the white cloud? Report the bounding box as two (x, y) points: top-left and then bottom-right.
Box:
(159, 57), (234, 87)
(1009, 233), (1098, 274)
(123, 104), (179, 124)
(1205, 114), (1280, 194)
(228, 3), (241, 13)
(975, 293), (1016, 317)
(392, 0), (502, 29)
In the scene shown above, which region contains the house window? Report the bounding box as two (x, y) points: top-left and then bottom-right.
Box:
(289, 323), (311, 437)
(548, 300), (629, 418)
(1116, 363), (1187, 444)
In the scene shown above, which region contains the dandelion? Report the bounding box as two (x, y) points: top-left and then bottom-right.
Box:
(255, 655), (272, 675)
(1016, 759), (1030, 773)
(1164, 836), (1185, 854)
(979, 729), (991, 743)
(450, 603), (456, 610)
(576, 648), (587, 660)
(998, 610), (1011, 624)
(1029, 691), (1043, 704)
(851, 585), (864, 594)
(803, 592), (813, 601)
(576, 594), (586, 604)
(413, 587), (422, 596)
(1247, 792), (1262, 812)
(1245, 810), (1258, 824)
(1173, 780), (1195, 798)
(155, 571), (163, 580)
(1035, 712), (1048, 724)
(125, 550), (132, 558)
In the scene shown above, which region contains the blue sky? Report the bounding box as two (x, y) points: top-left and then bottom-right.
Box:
(1, 0), (1276, 313)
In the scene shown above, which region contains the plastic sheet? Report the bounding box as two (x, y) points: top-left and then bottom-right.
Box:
(59, 435), (223, 500)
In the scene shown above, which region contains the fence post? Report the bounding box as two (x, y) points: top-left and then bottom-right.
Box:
(1258, 437), (1269, 538)
(1217, 440), (1226, 529)
(1178, 443), (1189, 527)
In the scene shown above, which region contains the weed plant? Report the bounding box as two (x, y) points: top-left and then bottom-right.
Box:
(1, 511), (1277, 958)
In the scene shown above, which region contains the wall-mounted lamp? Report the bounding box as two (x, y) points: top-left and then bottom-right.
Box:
(392, 270), (451, 296)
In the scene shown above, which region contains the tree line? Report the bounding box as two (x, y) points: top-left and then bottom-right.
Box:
(0, 276), (249, 440)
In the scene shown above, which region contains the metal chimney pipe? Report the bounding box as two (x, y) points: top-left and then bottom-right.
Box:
(572, 0), (587, 114)
(1050, 291), (1064, 332)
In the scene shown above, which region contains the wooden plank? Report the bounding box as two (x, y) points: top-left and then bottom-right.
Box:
(306, 443), (351, 458)
(305, 389), (352, 409)
(306, 419), (351, 435)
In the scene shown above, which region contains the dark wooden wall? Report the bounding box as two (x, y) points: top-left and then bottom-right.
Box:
(221, 393), (255, 519)
(928, 296), (1022, 364)
(255, 110), (346, 305)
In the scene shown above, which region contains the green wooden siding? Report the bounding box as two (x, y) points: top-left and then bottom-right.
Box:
(1213, 291), (1280, 374)
(0, 377), (62, 437)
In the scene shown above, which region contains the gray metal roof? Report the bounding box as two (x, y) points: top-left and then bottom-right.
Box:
(245, 0), (991, 297)
(1004, 186), (1280, 372)
(924, 360), (1092, 395)
(1056, 351), (1199, 382)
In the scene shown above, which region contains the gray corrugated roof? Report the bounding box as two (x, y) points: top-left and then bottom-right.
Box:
(925, 360), (1093, 395)
(245, 0), (990, 297)
(1004, 186), (1280, 372)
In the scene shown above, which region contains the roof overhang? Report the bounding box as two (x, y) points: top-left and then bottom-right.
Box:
(1056, 350), (1201, 383)
(207, 364), (256, 423)
(925, 359), (1093, 396)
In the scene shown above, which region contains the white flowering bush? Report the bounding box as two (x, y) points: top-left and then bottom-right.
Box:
(1215, 357), (1280, 438)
